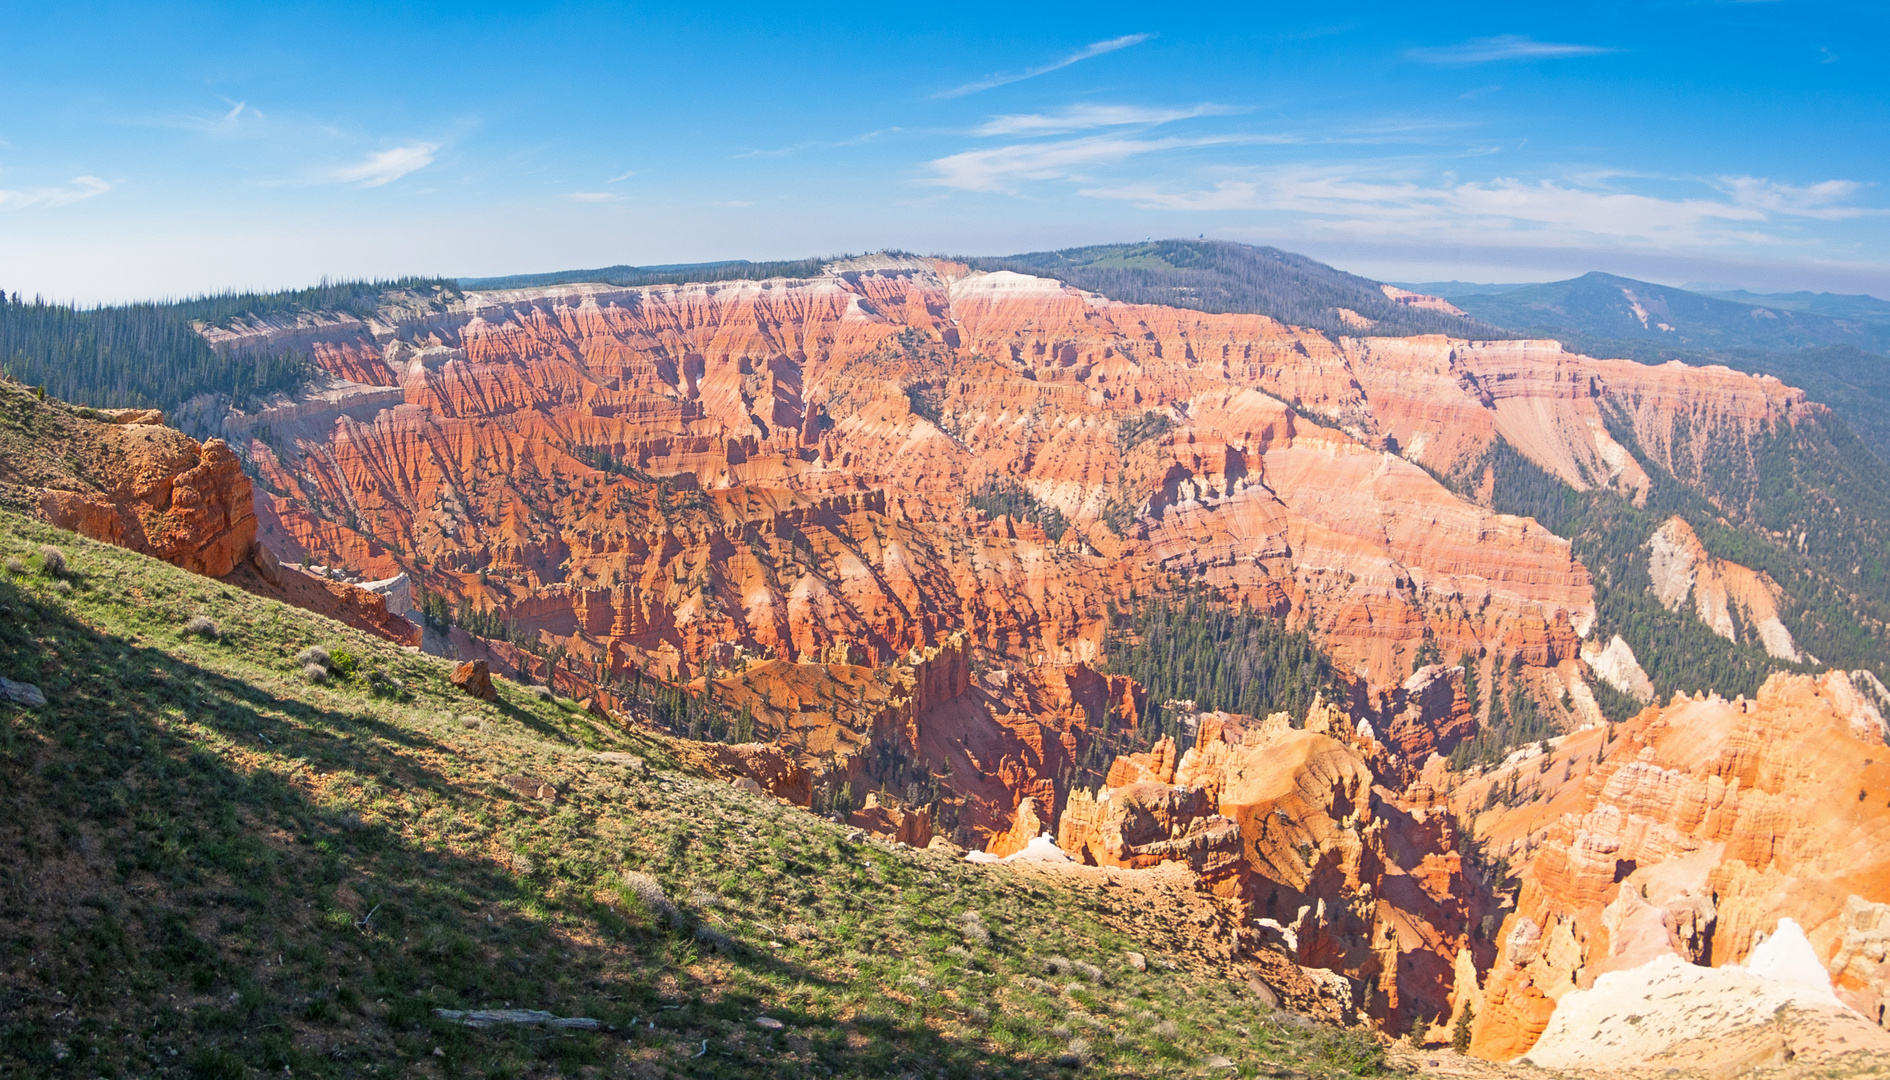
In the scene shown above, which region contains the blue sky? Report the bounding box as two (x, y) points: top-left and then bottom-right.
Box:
(2, 1), (1886, 303)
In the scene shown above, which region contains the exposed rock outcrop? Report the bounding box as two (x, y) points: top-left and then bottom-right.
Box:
(1647, 516), (1801, 661)
(1062, 708), (1503, 1032)
(1460, 671), (1890, 1058)
(450, 659), (497, 701)
(204, 264), (1771, 703)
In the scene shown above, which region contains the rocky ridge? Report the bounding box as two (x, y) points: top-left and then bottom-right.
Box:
(1442, 671), (1890, 1060)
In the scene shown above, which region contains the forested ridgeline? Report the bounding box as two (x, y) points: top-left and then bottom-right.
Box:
(460, 258), (833, 292)
(963, 240), (1518, 341)
(0, 278), (452, 418)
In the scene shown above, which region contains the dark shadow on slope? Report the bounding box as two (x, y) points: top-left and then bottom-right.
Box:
(0, 565), (1070, 1080)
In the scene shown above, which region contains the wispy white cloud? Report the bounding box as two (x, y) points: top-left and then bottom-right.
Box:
(735, 127), (903, 159)
(1405, 35), (1613, 64)
(934, 34), (1152, 98)
(606, 170), (637, 183)
(974, 103), (1240, 137)
(1721, 176), (1873, 219)
(141, 97), (269, 136)
(326, 142), (438, 187)
(1080, 168), (1880, 251)
(924, 133), (1285, 193)
(0, 175), (112, 211)
(564, 191), (619, 202)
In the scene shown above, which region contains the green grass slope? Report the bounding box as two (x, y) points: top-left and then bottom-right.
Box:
(0, 510), (1380, 1079)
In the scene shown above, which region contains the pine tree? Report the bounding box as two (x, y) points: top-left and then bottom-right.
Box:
(1451, 1004), (1475, 1053)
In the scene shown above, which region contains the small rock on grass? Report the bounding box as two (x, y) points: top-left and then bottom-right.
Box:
(0, 677), (45, 707)
(754, 1016), (784, 1030)
(449, 659), (497, 701)
(433, 1008), (598, 1030)
(593, 751), (646, 773)
(1205, 1053), (1236, 1068)
(1125, 951), (1147, 973)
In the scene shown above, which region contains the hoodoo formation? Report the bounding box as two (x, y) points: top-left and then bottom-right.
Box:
(5, 249), (1887, 1074)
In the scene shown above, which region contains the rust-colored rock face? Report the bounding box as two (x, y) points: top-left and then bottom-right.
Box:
(30, 418), (258, 578)
(218, 262), (1814, 707)
(1062, 708), (1501, 1032)
(1458, 671), (1890, 1059)
(450, 659), (497, 701)
(213, 262), (1794, 701)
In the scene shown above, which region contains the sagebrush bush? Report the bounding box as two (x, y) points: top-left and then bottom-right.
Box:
(622, 871), (682, 929)
(530, 684), (555, 701)
(295, 645), (331, 669)
(183, 615), (218, 639)
(302, 662), (330, 684)
(39, 546), (66, 577)
(958, 910), (991, 948)
(5, 557), (24, 575)
(693, 924), (735, 952)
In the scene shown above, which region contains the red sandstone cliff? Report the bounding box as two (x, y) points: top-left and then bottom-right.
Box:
(1058, 706), (1504, 1032)
(205, 259), (1805, 700)
(0, 382), (418, 646)
(1449, 672), (1890, 1059)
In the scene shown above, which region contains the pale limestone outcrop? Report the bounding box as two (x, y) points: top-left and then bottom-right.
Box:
(1647, 517), (1801, 661)
(1579, 634), (1655, 703)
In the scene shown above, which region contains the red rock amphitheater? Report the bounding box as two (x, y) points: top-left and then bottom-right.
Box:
(148, 255), (1884, 1063)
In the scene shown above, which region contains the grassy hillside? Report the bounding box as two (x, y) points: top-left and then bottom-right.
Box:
(0, 510), (1380, 1079)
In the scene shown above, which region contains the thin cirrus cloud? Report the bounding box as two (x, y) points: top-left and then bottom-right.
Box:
(934, 34), (1152, 98)
(0, 175), (112, 211)
(974, 103), (1242, 137)
(924, 133), (1284, 193)
(1404, 35), (1614, 64)
(564, 192), (619, 202)
(1079, 169), (1874, 250)
(325, 142), (438, 187)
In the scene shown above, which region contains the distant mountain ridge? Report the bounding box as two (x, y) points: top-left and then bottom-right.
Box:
(1689, 287), (1890, 322)
(1442, 271), (1890, 353)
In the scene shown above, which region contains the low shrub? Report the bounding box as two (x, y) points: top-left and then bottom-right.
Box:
(183, 615), (219, 639)
(39, 546), (66, 577)
(622, 871), (682, 929)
